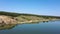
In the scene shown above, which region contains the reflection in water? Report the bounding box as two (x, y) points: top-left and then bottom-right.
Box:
(0, 20), (60, 34)
(0, 24), (16, 30)
(0, 21), (55, 30)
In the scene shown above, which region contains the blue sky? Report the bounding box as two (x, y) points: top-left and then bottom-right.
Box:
(0, 0), (60, 16)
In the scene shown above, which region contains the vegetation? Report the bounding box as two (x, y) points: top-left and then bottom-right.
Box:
(0, 11), (60, 24)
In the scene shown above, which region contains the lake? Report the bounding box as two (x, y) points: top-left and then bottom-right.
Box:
(0, 20), (60, 34)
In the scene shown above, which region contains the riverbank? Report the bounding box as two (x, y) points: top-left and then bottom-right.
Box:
(0, 11), (60, 25)
(0, 15), (59, 25)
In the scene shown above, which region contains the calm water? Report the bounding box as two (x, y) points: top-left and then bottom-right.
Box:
(0, 20), (60, 34)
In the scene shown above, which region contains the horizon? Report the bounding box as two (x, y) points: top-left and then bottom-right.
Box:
(0, 0), (60, 16)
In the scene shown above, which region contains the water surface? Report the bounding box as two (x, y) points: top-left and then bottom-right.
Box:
(0, 20), (60, 34)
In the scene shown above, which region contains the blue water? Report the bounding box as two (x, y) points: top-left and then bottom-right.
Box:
(0, 20), (60, 34)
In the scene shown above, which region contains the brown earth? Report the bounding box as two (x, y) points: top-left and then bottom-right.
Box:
(0, 15), (17, 25)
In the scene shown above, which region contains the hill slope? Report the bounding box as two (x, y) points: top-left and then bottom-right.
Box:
(0, 11), (60, 25)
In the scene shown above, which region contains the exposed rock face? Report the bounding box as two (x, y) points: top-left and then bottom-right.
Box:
(0, 15), (17, 25)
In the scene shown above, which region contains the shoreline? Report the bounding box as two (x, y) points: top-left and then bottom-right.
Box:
(0, 11), (60, 25)
(0, 15), (60, 25)
(17, 19), (60, 24)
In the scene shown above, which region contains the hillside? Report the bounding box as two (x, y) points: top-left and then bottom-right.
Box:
(0, 11), (60, 25)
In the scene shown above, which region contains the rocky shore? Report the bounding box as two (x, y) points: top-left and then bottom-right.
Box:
(0, 11), (60, 25)
(0, 15), (59, 25)
(0, 15), (17, 25)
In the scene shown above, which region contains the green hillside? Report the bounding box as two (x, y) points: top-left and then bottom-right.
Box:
(0, 11), (60, 18)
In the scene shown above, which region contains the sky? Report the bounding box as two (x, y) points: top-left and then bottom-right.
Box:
(0, 0), (60, 16)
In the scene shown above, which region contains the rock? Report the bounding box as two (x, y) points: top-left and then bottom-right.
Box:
(0, 15), (17, 24)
